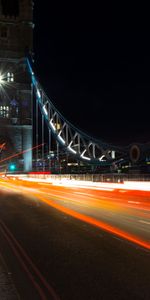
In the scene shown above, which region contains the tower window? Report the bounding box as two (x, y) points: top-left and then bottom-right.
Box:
(1, 0), (19, 17)
(7, 72), (14, 82)
(0, 106), (9, 118)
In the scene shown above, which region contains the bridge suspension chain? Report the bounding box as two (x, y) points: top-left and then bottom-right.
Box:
(27, 58), (128, 166)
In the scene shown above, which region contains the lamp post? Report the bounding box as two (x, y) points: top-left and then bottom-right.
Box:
(0, 72), (6, 86)
(0, 73), (3, 86)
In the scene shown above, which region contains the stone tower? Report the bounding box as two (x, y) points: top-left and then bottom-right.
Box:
(0, 0), (33, 172)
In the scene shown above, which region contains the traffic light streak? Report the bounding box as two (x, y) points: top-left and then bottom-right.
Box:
(0, 144), (44, 164)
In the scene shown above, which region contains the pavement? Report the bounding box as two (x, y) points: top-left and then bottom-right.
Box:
(0, 252), (19, 300)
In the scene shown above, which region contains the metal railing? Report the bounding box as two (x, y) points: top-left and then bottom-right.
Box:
(28, 173), (150, 182)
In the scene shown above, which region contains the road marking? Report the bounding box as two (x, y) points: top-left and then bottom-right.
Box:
(0, 219), (60, 300)
(74, 192), (92, 196)
(128, 201), (140, 204)
(139, 220), (150, 225)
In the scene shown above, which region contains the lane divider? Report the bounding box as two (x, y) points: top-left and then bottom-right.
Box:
(0, 219), (60, 300)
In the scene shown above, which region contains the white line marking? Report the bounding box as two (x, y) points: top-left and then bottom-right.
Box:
(139, 220), (150, 225)
(74, 192), (92, 196)
(128, 201), (140, 204)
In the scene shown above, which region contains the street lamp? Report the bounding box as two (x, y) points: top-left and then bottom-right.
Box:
(0, 73), (3, 85)
(0, 72), (5, 87)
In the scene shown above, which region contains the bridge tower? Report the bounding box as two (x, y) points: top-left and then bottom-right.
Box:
(0, 0), (33, 172)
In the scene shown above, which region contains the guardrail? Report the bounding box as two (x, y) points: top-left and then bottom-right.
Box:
(28, 173), (150, 183)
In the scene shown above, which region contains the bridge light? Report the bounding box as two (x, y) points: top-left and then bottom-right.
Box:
(58, 135), (65, 145)
(50, 120), (56, 132)
(81, 155), (91, 161)
(0, 74), (2, 84)
(43, 105), (48, 116)
(99, 155), (106, 161)
(37, 88), (41, 98)
(111, 150), (115, 159)
(81, 149), (91, 161)
(68, 145), (77, 154)
(0, 73), (4, 86)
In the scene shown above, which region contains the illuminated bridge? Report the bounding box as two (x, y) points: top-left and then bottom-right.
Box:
(27, 58), (129, 167)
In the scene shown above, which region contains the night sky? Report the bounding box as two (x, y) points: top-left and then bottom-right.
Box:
(33, 2), (150, 146)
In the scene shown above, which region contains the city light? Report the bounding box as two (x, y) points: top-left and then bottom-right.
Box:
(0, 71), (15, 93)
(58, 134), (65, 145)
(50, 120), (56, 132)
(81, 150), (91, 161)
(37, 88), (41, 98)
(43, 105), (48, 116)
(0, 143), (44, 165)
(68, 145), (77, 154)
(0, 73), (4, 85)
(9, 163), (16, 171)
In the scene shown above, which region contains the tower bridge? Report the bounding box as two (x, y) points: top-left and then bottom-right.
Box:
(0, 0), (149, 173)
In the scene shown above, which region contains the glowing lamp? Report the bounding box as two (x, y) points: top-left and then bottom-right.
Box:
(0, 73), (3, 84)
(9, 163), (16, 171)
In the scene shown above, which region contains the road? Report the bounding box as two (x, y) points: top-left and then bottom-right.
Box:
(0, 177), (150, 299)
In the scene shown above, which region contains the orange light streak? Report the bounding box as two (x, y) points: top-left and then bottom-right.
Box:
(1, 178), (150, 251)
(33, 193), (150, 251)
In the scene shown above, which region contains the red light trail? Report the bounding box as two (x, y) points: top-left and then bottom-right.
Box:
(0, 143), (44, 164)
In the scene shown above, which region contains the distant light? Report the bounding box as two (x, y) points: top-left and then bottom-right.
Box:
(50, 120), (56, 131)
(81, 155), (91, 161)
(68, 145), (77, 154)
(43, 105), (48, 116)
(7, 72), (14, 82)
(80, 150), (91, 160)
(111, 151), (115, 159)
(99, 155), (106, 161)
(58, 135), (65, 145)
(37, 88), (41, 98)
(0, 74), (3, 83)
(9, 163), (16, 171)
(0, 73), (4, 86)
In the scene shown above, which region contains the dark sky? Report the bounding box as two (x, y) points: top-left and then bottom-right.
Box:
(33, 2), (150, 146)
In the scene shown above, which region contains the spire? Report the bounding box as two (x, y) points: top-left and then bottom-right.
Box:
(0, 0), (33, 58)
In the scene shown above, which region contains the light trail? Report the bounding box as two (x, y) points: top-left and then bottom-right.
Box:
(0, 178), (150, 251)
(32, 192), (150, 251)
(0, 143), (44, 164)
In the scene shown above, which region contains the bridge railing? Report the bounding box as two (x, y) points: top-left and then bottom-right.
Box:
(28, 173), (150, 183)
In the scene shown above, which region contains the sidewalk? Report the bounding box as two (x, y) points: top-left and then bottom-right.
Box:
(0, 253), (19, 299)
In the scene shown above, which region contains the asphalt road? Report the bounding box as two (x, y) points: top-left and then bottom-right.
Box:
(0, 178), (150, 299)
